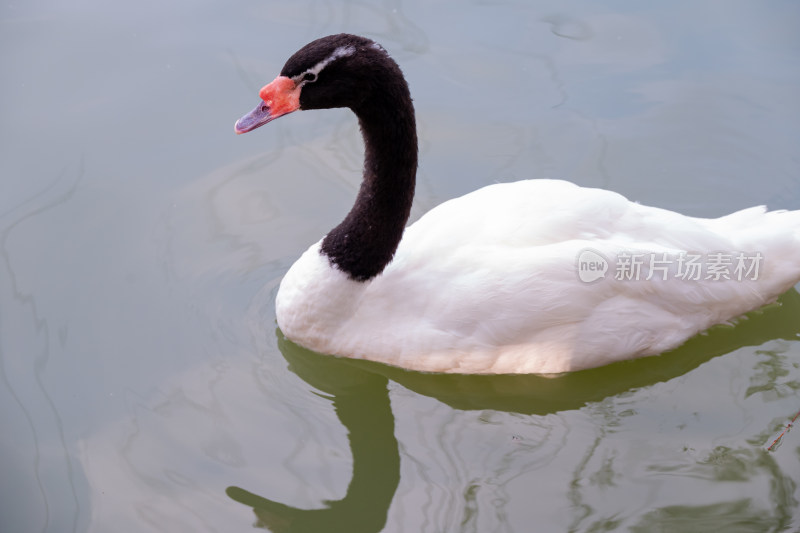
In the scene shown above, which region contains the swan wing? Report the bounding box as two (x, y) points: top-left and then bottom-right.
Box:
(346, 180), (800, 372)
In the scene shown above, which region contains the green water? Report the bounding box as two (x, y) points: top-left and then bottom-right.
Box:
(2, 1), (799, 531)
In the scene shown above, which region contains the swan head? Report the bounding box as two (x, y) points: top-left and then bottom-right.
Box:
(235, 34), (393, 134)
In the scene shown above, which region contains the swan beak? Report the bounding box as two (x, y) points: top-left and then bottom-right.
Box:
(234, 102), (275, 134)
(234, 76), (300, 134)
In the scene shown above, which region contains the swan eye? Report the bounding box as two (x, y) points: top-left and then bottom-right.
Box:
(302, 72), (317, 83)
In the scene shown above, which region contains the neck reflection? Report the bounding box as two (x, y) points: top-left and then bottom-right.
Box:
(227, 335), (399, 533)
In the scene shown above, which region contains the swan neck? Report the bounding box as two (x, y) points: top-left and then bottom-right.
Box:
(320, 86), (417, 281)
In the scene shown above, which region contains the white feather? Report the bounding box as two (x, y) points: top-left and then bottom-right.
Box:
(276, 179), (800, 374)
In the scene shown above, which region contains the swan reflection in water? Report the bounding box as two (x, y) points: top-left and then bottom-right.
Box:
(227, 289), (800, 532)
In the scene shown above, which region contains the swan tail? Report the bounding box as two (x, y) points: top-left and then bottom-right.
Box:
(711, 206), (800, 295)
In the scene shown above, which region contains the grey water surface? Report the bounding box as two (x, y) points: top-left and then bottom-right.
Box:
(2, 1), (799, 531)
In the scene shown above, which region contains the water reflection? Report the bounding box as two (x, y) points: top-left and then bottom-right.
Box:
(227, 341), (399, 532)
(229, 290), (800, 531)
(630, 446), (797, 531)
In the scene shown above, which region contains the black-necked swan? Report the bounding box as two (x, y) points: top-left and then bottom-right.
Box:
(234, 33), (800, 374)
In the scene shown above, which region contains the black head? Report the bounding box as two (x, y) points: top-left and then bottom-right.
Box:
(282, 33), (395, 111)
(234, 34), (408, 134)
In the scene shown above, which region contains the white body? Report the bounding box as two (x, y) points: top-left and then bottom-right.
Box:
(276, 179), (800, 374)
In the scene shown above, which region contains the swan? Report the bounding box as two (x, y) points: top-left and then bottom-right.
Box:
(235, 33), (800, 374)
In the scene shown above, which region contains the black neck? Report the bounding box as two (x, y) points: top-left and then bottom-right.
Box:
(320, 85), (417, 281)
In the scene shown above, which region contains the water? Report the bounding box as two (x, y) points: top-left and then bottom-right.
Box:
(2, 1), (799, 531)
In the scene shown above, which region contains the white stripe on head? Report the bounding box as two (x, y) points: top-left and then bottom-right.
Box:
(293, 45), (357, 85)
(369, 41), (387, 54)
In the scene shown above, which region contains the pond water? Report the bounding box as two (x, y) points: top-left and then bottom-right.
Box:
(2, 1), (800, 531)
